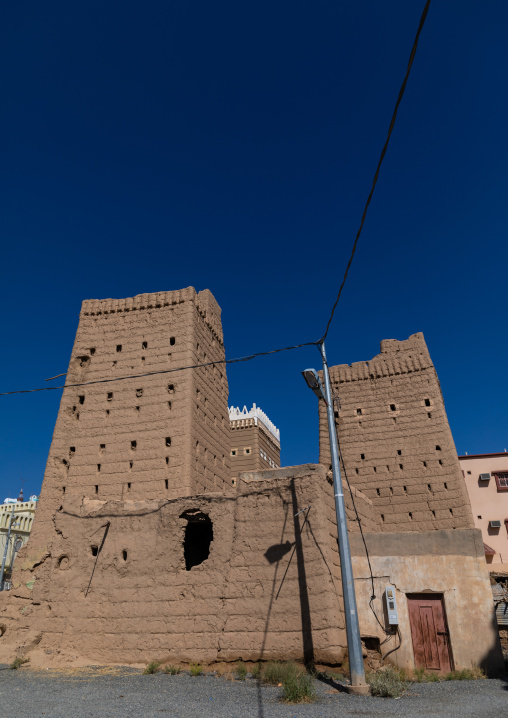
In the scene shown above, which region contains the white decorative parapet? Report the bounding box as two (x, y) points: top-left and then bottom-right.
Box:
(229, 403), (280, 444)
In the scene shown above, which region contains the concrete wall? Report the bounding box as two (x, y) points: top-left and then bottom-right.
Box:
(350, 529), (505, 675)
(459, 453), (508, 573)
(320, 333), (474, 532)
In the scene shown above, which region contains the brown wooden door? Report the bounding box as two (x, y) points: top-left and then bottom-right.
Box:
(407, 594), (452, 673)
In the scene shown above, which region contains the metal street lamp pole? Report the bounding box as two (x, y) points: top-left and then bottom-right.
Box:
(303, 342), (368, 693)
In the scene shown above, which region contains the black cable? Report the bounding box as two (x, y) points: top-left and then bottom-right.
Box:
(0, 340), (318, 396)
(84, 521), (110, 597)
(320, 0), (432, 343)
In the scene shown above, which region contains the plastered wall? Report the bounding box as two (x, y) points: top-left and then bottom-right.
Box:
(350, 530), (505, 675)
(320, 333), (474, 532)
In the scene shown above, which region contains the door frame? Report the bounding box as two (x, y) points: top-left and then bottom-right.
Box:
(406, 592), (454, 673)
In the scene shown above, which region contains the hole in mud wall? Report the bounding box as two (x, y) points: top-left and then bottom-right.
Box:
(107, 392), (113, 401)
(363, 636), (381, 652)
(136, 388), (143, 397)
(69, 447), (75, 457)
(356, 408), (362, 416)
(116, 345), (122, 352)
(58, 555), (69, 570)
(79, 395), (85, 404)
(122, 550), (128, 561)
(62, 486), (66, 493)
(90, 348), (96, 355)
(390, 404), (396, 411)
(142, 341), (147, 349)
(165, 479), (169, 489)
(168, 384), (175, 394)
(166, 437), (171, 447)
(91, 545), (98, 556)
(170, 337), (175, 346)
(180, 510), (213, 571)
(425, 398), (431, 407)
(168, 401), (172, 410)
(131, 440), (137, 450)
(95, 485), (99, 494)
(127, 482), (131, 491)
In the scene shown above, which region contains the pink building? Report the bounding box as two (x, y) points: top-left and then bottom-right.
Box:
(459, 452), (508, 574)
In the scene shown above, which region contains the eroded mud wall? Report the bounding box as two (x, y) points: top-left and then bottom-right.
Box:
(319, 333), (474, 532)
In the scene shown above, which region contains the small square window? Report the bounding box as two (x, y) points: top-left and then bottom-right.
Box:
(494, 472), (508, 492)
(231, 449), (237, 457)
(116, 345), (122, 352)
(244, 447), (251, 455)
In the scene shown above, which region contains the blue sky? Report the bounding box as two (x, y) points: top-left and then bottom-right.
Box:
(0, 1), (506, 501)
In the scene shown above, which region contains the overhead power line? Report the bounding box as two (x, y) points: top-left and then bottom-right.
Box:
(0, 2), (432, 398)
(320, 0), (432, 343)
(0, 341), (318, 396)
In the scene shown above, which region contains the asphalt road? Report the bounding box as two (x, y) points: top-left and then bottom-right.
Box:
(0, 666), (506, 718)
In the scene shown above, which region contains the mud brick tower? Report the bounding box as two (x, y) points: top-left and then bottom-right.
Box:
(319, 333), (474, 532)
(30, 288), (231, 545)
(229, 404), (281, 485)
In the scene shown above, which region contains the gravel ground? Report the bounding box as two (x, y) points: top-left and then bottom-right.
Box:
(0, 666), (506, 718)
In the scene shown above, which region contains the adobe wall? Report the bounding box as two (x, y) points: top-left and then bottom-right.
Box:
(0, 465), (355, 667)
(319, 333), (474, 532)
(29, 288), (231, 553)
(350, 530), (505, 676)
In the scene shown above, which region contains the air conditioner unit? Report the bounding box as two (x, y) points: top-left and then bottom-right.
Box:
(479, 473), (491, 481)
(489, 520), (502, 529)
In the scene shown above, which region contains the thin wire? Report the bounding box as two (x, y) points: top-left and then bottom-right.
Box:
(0, 340), (318, 396)
(320, 0), (432, 342)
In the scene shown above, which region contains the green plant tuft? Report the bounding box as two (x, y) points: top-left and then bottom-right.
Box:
(143, 661), (161, 675)
(9, 657), (29, 670)
(281, 668), (316, 704)
(443, 667), (486, 681)
(235, 662), (247, 680)
(262, 661), (297, 685)
(367, 667), (408, 698)
(251, 662), (262, 679)
(164, 664), (181, 675)
(190, 663), (203, 676)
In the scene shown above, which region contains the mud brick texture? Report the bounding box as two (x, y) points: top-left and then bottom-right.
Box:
(319, 333), (474, 533)
(29, 288), (231, 552)
(0, 465), (358, 667)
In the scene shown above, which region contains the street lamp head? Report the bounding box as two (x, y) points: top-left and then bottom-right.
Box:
(301, 368), (325, 401)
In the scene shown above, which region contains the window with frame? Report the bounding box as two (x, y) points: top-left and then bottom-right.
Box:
(494, 472), (508, 491)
